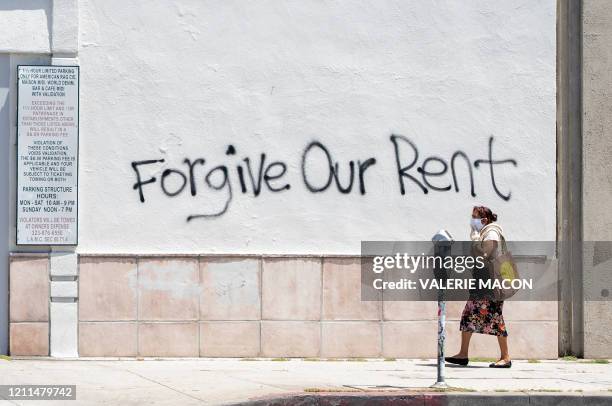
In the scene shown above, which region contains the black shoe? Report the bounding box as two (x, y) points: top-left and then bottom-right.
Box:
(445, 357), (469, 366)
(489, 360), (512, 368)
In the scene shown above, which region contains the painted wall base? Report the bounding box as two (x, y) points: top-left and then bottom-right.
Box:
(9, 254), (559, 359)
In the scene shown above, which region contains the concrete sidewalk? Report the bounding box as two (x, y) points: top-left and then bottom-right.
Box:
(0, 358), (611, 405)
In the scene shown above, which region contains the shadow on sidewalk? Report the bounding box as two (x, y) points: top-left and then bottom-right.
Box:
(422, 363), (484, 369)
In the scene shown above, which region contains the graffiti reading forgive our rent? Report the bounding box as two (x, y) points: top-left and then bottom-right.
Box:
(131, 135), (517, 221)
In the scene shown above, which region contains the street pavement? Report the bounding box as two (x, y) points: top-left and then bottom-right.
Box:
(0, 358), (611, 405)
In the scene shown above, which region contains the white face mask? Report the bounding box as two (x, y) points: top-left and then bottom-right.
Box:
(471, 218), (484, 232)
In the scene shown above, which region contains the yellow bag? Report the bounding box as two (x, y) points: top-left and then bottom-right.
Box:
(492, 236), (519, 301)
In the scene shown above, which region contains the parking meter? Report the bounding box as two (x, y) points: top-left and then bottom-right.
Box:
(431, 229), (453, 388)
(432, 230), (453, 278)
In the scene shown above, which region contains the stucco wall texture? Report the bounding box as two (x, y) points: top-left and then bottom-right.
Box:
(0, 0), (52, 54)
(4, 0), (564, 359)
(77, 0), (556, 254)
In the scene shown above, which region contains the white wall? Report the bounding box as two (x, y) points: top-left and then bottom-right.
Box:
(0, 1), (54, 355)
(0, 54), (10, 355)
(0, 0), (51, 54)
(77, 0), (556, 254)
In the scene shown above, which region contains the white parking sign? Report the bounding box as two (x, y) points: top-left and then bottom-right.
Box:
(17, 65), (79, 245)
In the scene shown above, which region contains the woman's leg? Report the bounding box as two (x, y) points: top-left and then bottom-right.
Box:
(497, 335), (510, 361)
(490, 335), (512, 367)
(497, 336), (510, 362)
(459, 331), (472, 357)
(451, 331), (472, 358)
(493, 301), (510, 362)
(454, 300), (476, 359)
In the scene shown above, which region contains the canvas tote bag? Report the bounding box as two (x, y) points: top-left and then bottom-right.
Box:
(480, 224), (520, 301)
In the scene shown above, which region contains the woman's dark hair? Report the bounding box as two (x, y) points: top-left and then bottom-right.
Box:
(474, 205), (498, 223)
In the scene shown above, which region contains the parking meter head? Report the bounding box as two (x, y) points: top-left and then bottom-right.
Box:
(432, 229), (453, 280)
(432, 229), (454, 243)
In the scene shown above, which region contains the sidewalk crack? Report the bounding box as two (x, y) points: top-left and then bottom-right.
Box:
(96, 363), (207, 404)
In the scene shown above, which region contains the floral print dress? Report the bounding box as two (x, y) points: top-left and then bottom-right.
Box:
(460, 298), (507, 337)
(459, 223), (508, 337)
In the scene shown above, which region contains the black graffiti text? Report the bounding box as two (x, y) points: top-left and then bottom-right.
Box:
(131, 145), (290, 221)
(390, 134), (517, 201)
(131, 136), (519, 221)
(301, 141), (377, 195)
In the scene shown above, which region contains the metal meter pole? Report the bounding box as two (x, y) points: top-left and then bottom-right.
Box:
(432, 289), (448, 388)
(431, 229), (453, 389)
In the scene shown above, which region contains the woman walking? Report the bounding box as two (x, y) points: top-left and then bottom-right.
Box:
(445, 205), (512, 368)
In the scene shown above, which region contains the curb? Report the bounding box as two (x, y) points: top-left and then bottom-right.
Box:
(227, 391), (612, 406)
